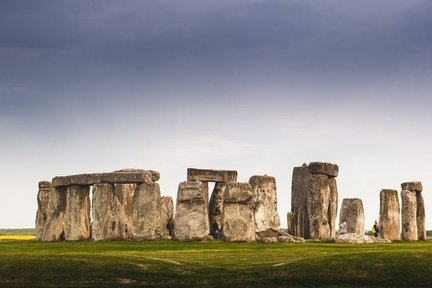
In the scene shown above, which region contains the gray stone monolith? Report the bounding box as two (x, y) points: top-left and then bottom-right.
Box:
(36, 181), (52, 241)
(91, 183), (129, 240)
(115, 183), (136, 237)
(174, 181), (209, 241)
(64, 185), (91, 241)
(416, 192), (426, 241)
(209, 182), (226, 239)
(249, 175), (280, 238)
(222, 182), (255, 242)
(290, 165), (311, 238)
(132, 182), (162, 240)
(401, 190), (417, 241)
(160, 196), (174, 238)
(328, 178), (338, 237)
(42, 186), (67, 241)
(379, 189), (401, 241)
(307, 174), (331, 240)
(339, 198), (365, 235)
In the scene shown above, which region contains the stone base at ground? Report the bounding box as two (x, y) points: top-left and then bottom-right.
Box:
(332, 233), (391, 244)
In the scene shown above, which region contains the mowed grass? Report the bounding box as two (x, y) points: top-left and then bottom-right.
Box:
(0, 240), (431, 287)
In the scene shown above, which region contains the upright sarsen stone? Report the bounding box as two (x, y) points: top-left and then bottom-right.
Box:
(416, 192), (426, 241)
(92, 183), (129, 240)
(42, 186), (67, 241)
(160, 196), (174, 238)
(36, 181), (52, 241)
(339, 198), (365, 235)
(379, 189), (401, 241)
(401, 190), (417, 241)
(174, 181), (209, 241)
(64, 185), (91, 241)
(222, 182), (255, 242)
(132, 182), (162, 240)
(307, 174), (331, 240)
(290, 165), (311, 238)
(249, 175), (280, 238)
(209, 182), (226, 239)
(328, 178), (338, 237)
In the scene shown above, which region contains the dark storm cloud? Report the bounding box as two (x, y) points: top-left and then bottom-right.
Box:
(1, 0), (431, 115)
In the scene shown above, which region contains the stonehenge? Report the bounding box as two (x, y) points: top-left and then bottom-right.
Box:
(339, 198), (365, 235)
(35, 165), (427, 243)
(288, 162), (338, 240)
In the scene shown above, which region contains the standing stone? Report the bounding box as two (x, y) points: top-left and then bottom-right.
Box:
(379, 189), (401, 241)
(42, 186), (67, 241)
(307, 174), (331, 240)
(249, 175), (280, 238)
(36, 181), (52, 241)
(290, 165), (311, 238)
(92, 183), (129, 240)
(328, 178), (338, 237)
(132, 182), (162, 240)
(401, 190), (418, 241)
(222, 182), (255, 242)
(160, 196), (174, 238)
(209, 182), (226, 239)
(339, 198), (365, 235)
(115, 183), (136, 237)
(416, 192), (426, 241)
(174, 181), (209, 241)
(64, 185), (91, 241)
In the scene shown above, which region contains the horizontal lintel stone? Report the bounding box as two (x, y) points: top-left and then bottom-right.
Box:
(187, 168), (237, 182)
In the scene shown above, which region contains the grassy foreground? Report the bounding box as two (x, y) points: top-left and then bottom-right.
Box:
(0, 240), (431, 288)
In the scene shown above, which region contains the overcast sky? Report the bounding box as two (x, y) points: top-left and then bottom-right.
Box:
(1, 0), (431, 230)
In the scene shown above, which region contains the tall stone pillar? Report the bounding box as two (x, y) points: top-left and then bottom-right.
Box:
(401, 181), (425, 240)
(249, 175), (280, 238)
(115, 183), (136, 238)
(209, 182), (226, 239)
(222, 182), (255, 242)
(36, 181), (52, 241)
(379, 189), (401, 241)
(42, 186), (67, 241)
(174, 181), (209, 241)
(64, 185), (91, 240)
(339, 198), (365, 235)
(401, 190), (417, 241)
(307, 174), (331, 239)
(160, 196), (174, 238)
(132, 182), (162, 240)
(92, 183), (129, 240)
(290, 165), (311, 238)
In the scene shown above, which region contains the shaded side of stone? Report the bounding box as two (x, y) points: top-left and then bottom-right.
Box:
(416, 192), (426, 241)
(42, 186), (67, 241)
(209, 182), (226, 239)
(160, 196), (174, 238)
(35, 181), (52, 241)
(328, 178), (338, 237)
(291, 166), (311, 238)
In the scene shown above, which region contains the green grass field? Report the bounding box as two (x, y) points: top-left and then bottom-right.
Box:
(0, 240), (431, 287)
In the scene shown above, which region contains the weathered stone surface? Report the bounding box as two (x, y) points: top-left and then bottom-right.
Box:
(222, 182), (255, 242)
(277, 235), (305, 243)
(160, 196), (174, 238)
(259, 237), (278, 243)
(339, 198), (365, 235)
(209, 182), (226, 239)
(333, 233), (391, 244)
(379, 189), (401, 241)
(187, 168), (237, 182)
(64, 185), (91, 241)
(52, 171), (156, 187)
(132, 183), (162, 240)
(114, 183), (136, 236)
(92, 183), (130, 240)
(308, 162), (339, 177)
(249, 175), (280, 237)
(401, 181), (422, 193)
(416, 192), (426, 241)
(42, 186), (67, 241)
(36, 181), (52, 241)
(224, 182), (253, 203)
(114, 169), (160, 182)
(290, 165), (311, 238)
(401, 190), (418, 241)
(307, 174), (331, 240)
(174, 181), (210, 241)
(328, 178), (338, 237)
(287, 212), (295, 236)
